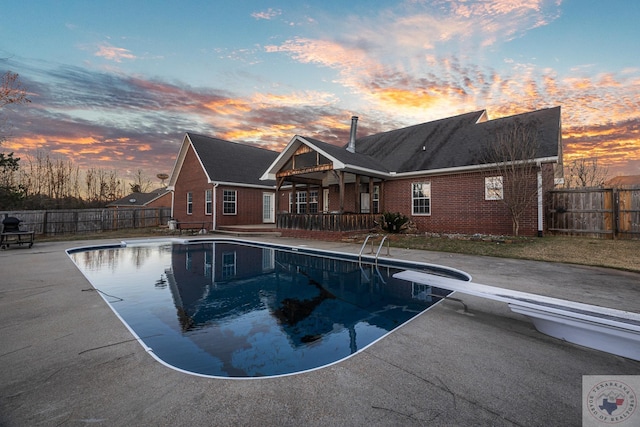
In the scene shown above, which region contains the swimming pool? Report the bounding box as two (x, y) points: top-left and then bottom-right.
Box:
(68, 238), (471, 378)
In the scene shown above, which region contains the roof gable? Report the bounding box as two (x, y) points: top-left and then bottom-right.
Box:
(260, 135), (390, 181)
(169, 133), (279, 188)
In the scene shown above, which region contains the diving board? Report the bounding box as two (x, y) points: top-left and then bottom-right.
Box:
(393, 270), (640, 362)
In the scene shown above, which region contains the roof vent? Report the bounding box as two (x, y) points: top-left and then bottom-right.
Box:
(347, 116), (358, 153)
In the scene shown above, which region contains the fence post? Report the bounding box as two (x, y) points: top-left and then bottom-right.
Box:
(613, 188), (619, 240)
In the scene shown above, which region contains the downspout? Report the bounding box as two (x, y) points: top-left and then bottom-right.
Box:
(212, 183), (219, 231)
(170, 190), (175, 220)
(537, 166), (543, 237)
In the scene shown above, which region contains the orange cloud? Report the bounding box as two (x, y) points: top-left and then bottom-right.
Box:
(203, 98), (252, 115)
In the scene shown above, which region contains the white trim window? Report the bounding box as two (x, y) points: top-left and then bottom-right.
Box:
(295, 191), (307, 214)
(205, 189), (213, 215)
(412, 182), (431, 215)
(373, 185), (380, 214)
(485, 176), (504, 200)
(223, 190), (237, 215)
(309, 190), (319, 214)
(186, 192), (193, 215)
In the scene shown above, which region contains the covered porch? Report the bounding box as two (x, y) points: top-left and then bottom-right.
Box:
(264, 136), (388, 233)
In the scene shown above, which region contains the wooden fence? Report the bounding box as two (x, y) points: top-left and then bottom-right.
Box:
(548, 188), (640, 239)
(0, 208), (172, 236)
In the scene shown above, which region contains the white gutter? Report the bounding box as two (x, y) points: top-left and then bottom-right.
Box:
(387, 156), (558, 179)
(537, 169), (543, 236)
(211, 180), (276, 190)
(170, 190), (175, 219)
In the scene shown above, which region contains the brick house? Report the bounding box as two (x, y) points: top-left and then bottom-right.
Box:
(262, 107), (563, 237)
(167, 133), (279, 230)
(169, 107), (563, 236)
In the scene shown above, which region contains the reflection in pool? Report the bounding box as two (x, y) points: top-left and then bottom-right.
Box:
(68, 240), (468, 378)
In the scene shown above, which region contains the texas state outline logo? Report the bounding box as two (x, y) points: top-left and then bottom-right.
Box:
(584, 377), (637, 425)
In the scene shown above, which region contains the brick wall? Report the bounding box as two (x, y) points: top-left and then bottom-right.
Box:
(172, 145), (273, 229)
(145, 193), (172, 208)
(383, 169), (547, 236)
(215, 186), (272, 227)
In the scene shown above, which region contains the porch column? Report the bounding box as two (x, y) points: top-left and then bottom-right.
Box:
(339, 171), (345, 213)
(355, 174), (361, 213)
(305, 185), (309, 214)
(369, 179), (374, 214)
(276, 177), (286, 213)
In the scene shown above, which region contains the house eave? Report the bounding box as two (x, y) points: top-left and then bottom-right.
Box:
(211, 180), (276, 190)
(388, 156), (559, 179)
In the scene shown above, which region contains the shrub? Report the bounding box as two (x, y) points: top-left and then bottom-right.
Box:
(380, 211), (409, 233)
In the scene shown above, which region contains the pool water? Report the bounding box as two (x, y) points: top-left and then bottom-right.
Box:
(69, 240), (466, 378)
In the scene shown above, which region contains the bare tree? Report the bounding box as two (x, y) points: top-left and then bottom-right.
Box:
(483, 121), (541, 236)
(0, 72), (30, 208)
(130, 169), (153, 193)
(1, 71), (30, 144)
(564, 158), (608, 188)
(86, 167), (126, 203)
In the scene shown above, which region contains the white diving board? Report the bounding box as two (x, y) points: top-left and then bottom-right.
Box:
(393, 270), (640, 362)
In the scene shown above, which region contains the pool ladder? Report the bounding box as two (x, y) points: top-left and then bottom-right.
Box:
(358, 234), (390, 266)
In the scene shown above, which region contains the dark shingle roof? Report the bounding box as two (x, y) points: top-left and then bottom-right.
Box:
(347, 107), (561, 173)
(107, 187), (170, 207)
(301, 136), (391, 173)
(188, 133), (279, 186)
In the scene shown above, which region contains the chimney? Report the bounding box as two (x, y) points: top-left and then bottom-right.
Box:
(347, 116), (358, 153)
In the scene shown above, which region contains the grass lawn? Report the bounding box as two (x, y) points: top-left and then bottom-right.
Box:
(386, 234), (640, 273)
(38, 228), (640, 273)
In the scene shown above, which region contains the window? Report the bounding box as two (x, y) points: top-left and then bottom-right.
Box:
(223, 190), (236, 215)
(373, 185), (380, 214)
(485, 176), (504, 200)
(290, 190), (318, 214)
(309, 190), (319, 214)
(205, 189), (213, 214)
(186, 192), (193, 215)
(295, 191), (307, 214)
(412, 182), (431, 215)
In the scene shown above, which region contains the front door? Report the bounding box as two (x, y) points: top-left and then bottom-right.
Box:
(323, 188), (330, 213)
(263, 193), (275, 223)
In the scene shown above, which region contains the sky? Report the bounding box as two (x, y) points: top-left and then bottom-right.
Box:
(1, 0), (639, 183)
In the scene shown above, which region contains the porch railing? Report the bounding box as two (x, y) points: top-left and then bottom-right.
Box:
(276, 213), (380, 232)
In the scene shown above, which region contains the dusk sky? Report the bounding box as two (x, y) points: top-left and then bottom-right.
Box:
(1, 0), (639, 182)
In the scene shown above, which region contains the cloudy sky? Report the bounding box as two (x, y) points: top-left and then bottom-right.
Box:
(1, 0), (639, 181)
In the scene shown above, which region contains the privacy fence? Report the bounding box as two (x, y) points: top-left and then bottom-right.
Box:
(0, 208), (172, 236)
(548, 188), (640, 239)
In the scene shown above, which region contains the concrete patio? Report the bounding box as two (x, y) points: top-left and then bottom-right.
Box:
(1, 236), (639, 426)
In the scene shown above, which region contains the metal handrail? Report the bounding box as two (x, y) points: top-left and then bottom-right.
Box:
(358, 235), (373, 265)
(374, 235), (389, 266)
(360, 234), (391, 266)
